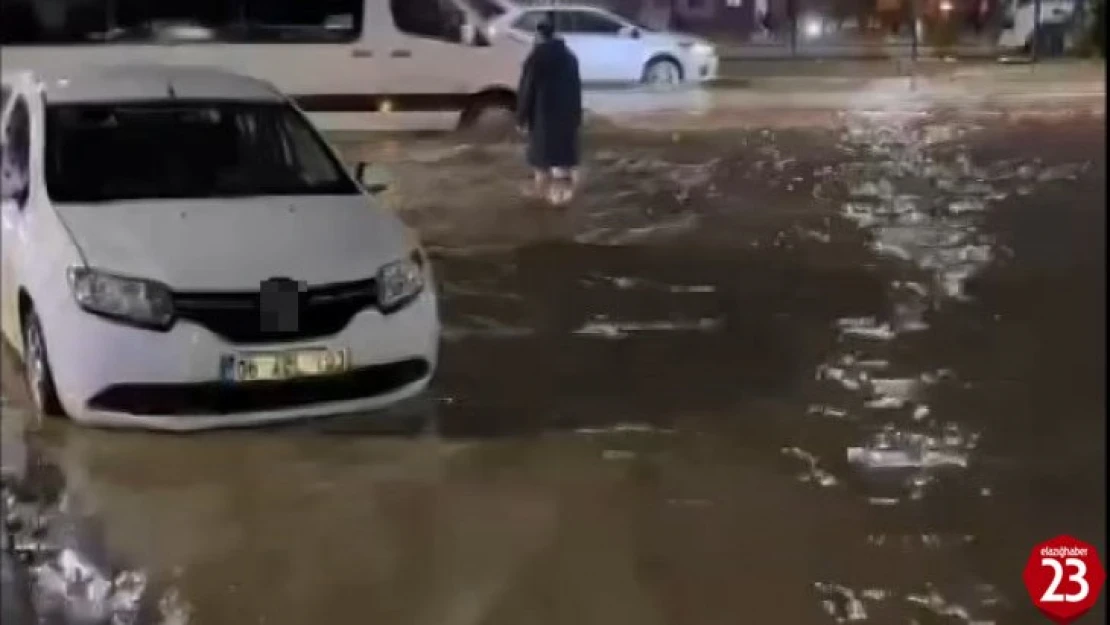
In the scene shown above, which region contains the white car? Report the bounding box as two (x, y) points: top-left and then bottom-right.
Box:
(481, 2), (719, 86)
(0, 66), (439, 431)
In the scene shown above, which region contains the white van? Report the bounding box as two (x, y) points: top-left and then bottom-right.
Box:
(0, 0), (531, 131)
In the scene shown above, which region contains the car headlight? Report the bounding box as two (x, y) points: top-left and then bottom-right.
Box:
(67, 267), (175, 329)
(376, 250), (426, 313)
(691, 42), (714, 56)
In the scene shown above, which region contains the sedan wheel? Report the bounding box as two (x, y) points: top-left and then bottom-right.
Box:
(642, 58), (683, 87)
(22, 310), (64, 417)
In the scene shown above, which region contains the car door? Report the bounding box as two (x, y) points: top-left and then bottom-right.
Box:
(1, 90), (33, 349)
(559, 10), (641, 83)
(384, 0), (512, 115)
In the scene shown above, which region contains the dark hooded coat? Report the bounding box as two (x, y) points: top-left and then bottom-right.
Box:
(516, 37), (583, 169)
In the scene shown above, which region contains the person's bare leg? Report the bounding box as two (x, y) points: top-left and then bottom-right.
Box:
(557, 167), (581, 204)
(547, 167), (574, 206)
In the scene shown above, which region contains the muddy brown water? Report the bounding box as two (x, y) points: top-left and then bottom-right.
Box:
(1, 110), (1104, 625)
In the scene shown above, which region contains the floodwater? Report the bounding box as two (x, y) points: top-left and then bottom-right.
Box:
(1, 102), (1105, 624)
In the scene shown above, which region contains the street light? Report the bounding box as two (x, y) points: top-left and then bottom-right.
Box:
(803, 17), (822, 39)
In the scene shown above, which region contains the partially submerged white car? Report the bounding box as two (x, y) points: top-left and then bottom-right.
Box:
(480, 1), (719, 86)
(0, 66), (439, 431)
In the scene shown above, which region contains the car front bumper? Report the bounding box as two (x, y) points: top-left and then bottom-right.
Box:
(43, 289), (439, 431)
(682, 49), (719, 83)
(696, 54), (720, 82)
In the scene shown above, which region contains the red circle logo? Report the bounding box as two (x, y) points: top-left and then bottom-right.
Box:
(1023, 535), (1106, 624)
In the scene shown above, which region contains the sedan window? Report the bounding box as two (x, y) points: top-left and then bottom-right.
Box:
(1, 96), (32, 207)
(565, 11), (623, 34)
(511, 10), (547, 32)
(511, 10), (622, 35)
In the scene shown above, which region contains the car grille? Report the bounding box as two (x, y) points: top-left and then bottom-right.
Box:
(87, 358), (430, 416)
(173, 278), (378, 344)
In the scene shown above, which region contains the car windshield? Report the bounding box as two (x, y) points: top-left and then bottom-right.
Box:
(45, 100), (360, 203)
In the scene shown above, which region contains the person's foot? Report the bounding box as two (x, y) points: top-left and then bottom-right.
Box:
(546, 181), (574, 207)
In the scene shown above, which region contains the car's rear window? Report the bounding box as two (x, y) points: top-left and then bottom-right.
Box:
(45, 100), (360, 203)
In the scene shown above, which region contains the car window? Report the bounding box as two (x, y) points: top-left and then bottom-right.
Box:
(511, 10), (546, 32)
(1, 96), (32, 207)
(565, 10), (623, 34)
(0, 0), (364, 45)
(44, 101), (360, 203)
(390, 0), (468, 44)
(512, 10), (600, 34)
(233, 0), (364, 42)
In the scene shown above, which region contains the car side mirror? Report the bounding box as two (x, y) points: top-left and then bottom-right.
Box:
(354, 161), (389, 195)
(622, 26), (640, 39)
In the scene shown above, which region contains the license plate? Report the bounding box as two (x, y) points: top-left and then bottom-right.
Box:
(219, 349), (349, 383)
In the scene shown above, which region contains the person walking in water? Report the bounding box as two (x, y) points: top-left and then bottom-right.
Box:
(516, 14), (583, 206)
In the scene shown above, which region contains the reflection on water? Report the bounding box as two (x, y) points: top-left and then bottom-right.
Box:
(781, 107), (1099, 621)
(814, 579), (1008, 625)
(2, 412), (192, 625)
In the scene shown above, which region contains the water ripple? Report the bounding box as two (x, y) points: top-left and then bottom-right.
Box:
(775, 109), (1090, 621)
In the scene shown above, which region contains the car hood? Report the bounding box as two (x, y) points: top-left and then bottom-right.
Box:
(54, 195), (413, 290)
(647, 32), (712, 48)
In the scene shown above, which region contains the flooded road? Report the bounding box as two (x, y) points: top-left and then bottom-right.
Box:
(2, 103), (1104, 624)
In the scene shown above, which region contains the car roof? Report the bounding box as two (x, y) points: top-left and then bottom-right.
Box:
(30, 65), (285, 105)
(511, 2), (614, 13)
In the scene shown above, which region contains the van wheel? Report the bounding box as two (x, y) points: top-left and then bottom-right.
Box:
(642, 57), (683, 87)
(459, 94), (517, 143)
(22, 308), (65, 418)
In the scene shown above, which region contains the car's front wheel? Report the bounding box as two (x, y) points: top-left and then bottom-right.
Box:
(22, 308), (65, 417)
(642, 57), (683, 87)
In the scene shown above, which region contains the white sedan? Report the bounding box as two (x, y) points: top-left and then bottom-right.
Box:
(0, 66), (439, 431)
(483, 2), (718, 86)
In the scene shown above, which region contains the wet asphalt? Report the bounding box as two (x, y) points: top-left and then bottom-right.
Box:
(0, 101), (1105, 624)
